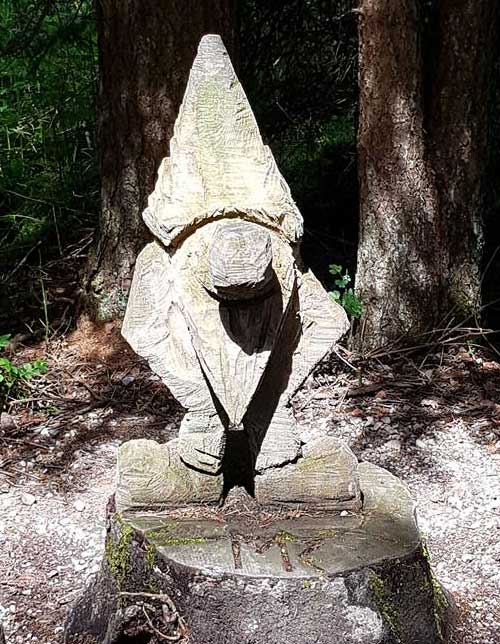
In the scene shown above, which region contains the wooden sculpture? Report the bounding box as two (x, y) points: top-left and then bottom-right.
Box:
(118, 34), (354, 510)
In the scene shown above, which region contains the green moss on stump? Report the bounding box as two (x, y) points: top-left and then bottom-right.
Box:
(146, 528), (208, 547)
(369, 571), (402, 641)
(297, 455), (328, 473)
(318, 529), (337, 538)
(105, 516), (134, 588)
(145, 543), (157, 571)
(421, 543), (449, 640)
(275, 531), (298, 545)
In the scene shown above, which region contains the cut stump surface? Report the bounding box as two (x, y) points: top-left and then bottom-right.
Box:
(65, 464), (455, 644)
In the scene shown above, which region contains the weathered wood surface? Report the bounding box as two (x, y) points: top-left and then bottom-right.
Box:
(122, 241), (227, 473)
(122, 226), (348, 479)
(208, 219), (274, 299)
(142, 34), (303, 248)
(121, 32), (349, 495)
(116, 439), (223, 511)
(244, 272), (349, 471)
(174, 222), (296, 430)
(255, 437), (361, 509)
(66, 464), (455, 644)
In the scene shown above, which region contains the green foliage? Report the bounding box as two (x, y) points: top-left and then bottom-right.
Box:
(0, 0), (361, 336)
(0, 334), (47, 408)
(241, 0), (358, 139)
(328, 263), (363, 318)
(272, 115), (356, 210)
(0, 335), (10, 350)
(0, 0), (98, 274)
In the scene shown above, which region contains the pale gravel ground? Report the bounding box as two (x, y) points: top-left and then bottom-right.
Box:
(1, 370), (499, 643)
(295, 381), (500, 644)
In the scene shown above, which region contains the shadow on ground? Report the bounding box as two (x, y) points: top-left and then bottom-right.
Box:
(0, 322), (184, 489)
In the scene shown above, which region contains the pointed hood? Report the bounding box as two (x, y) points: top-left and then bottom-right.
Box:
(144, 34), (303, 247)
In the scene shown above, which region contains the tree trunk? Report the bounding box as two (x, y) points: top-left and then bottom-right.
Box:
(355, 0), (442, 350)
(85, 1), (239, 321)
(355, 0), (497, 351)
(427, 0), (497, 319)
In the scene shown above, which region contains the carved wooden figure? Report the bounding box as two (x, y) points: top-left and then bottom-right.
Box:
(67, 36), (453, 644)
(119, 34), (350, 510)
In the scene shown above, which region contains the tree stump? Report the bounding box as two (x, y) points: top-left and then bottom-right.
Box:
(65, 464), (454, 644)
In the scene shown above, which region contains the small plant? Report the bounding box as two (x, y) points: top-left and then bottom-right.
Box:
(328, 264), (363, 319)
(0, 334), (48, 408)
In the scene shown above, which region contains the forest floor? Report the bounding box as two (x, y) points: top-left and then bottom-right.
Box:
(0, 324), (499, 644)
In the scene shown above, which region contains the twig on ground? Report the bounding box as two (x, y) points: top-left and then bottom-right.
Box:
(119, 591), (186, 642)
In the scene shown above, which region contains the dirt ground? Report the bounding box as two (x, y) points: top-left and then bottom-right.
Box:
(0, 326), (499, 643)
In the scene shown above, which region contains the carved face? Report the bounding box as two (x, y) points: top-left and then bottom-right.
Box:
(165, 218), (296, 428)
(207, 220), (275, 301)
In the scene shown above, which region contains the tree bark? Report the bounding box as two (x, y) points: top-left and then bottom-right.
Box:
(85, 0), (239, 321)
(427, 0), (497, 319)
(355, 0), (497, 351)
(66, 476), (455, 644)
(355, 0), (442, 350)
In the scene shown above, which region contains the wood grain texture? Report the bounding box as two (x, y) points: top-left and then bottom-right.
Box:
(69, 465), (454, 644)
(116, 438), (224, 511)
(121, 241), (226, 473)
(255, 437), (361, 510)
(142, 34), (303, 247)
(122, 232), (348, 475)
(208, 219), (274, 300)
(244, 270), (348, 471)
(88, 3), (238, 320)
(284, 269), (349, 399)
(175, 222), (296, 429)
(121, 35), (350, 492)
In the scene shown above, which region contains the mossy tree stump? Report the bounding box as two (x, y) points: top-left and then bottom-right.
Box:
(65, 464), (455, 644)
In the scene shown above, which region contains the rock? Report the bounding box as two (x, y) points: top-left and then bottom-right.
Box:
(0, 412), (16, 432)
(66, 463), (455, 644)
(21, 493), (36, 506)
(447, 495), (462, 510)
(74, 500), (86, 512)
(385, 439), (402, 451)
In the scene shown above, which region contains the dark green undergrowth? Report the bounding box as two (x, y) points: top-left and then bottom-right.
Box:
(0, 0), (98, 334)
(242, 0), (359, 281)
(0, 0), (98, 275)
